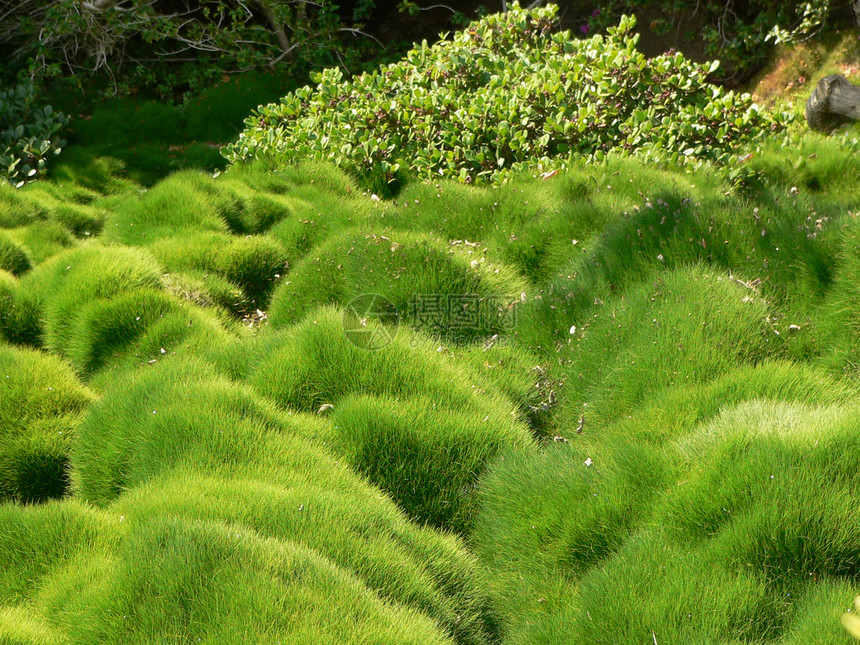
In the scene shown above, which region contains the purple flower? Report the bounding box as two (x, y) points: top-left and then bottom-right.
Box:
(580, 24), (590, 34)
(591, 8), (601, 17)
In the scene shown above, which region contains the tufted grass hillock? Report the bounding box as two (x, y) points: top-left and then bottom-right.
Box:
(0, 499), (115, 605)
(150, 231), (289, 308)
(328, 394), (533, 533)
(70, 357), (500, 644)
(0, 271), (42, 346)
(19, 245), (163, 352)
(38, 516), (457, 645)
(556, 265), (778, 427)
(0, 233), (31, 276)
(0, 345), (94, 502)
(62, 287), (234, 376)
(268, 229), (526, 341)
(249, 307), (529, 431)
(103, 170), (231, 245)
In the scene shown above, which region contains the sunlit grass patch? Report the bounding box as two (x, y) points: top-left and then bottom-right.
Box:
(0, 233), (31, 276)
(250, 307), (527, 429)
(103, 170), (231, 245)
(0, 499), (114, 605)
(71, 357), (499, 644)
(556, 265), (777, 427)
(268, 229), (525, 342)
(3, 221), (75, 265)
(38, 516), (456, 645)
(150, 231), (289, 308)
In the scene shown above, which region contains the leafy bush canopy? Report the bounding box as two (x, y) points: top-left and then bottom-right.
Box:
(0, 84), (68, 187)
(224, 3), (788, 188)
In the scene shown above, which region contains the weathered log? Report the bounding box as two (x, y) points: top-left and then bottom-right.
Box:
(806, 74), (860, 132)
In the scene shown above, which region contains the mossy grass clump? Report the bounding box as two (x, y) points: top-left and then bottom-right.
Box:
(0, 233), (31, 275)
(19, 245), (162, 352)
(471, 441), (672, 627)
(103, 170), (232, 245)
(249, 307), (529, 431)
(63, 287), (233, 376)
(225, 5), (785, 189)
(71, 358), (500, 644)
(0, 344), (94, 502)
(0, 270), (42, 346)
(556, 265), (778, 427)
(0, 499), (114, 605)
(4, 221), (75, 265)
(163, 270), (249, 315)
(39, 516), (456, 645)
(268, 229), (525, 341)
(149, 231), (289, 307)
(329, 394), (533, 532)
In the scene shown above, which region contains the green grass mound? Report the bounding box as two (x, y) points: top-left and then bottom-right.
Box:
(150, 231), (289, 308)
(163, 270), (249, 315)
(268, 229), (525, 340)
(0, 345), (94, 503)
(328, 394), (533, 532)
(517, 177), (838, 352)
(0, 606), (67, 645)
(0, 271), (42, 346)
(471, 441), (672, 631)
(471, 398), (860, 643)
(249, 307), (530, 430)
(37, 516), (456, 645)
(3, 221), (75, 265)
(20, 245), (162, 351)
(0, 500), (114, 605)
(602, 360), (856, 445)
(813, 213), (860, 376)
(225, 5), (783, 189)
(63, 287), (233, 376)
(103, 170), (232, 245)
(71, 358), (499, 644)
(0, 181), (106, 239)
(0, 234), (31, 276)
(557, 265), (777, 427)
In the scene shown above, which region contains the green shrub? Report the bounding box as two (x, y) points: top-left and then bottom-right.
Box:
(0, 233), (31, 275)
(268, 229), (525, 341)
(0, 344), (94, 502)
(0, 84), (68, 186)
(225, 5), (785, 188)
(329, 394), (532, 532)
